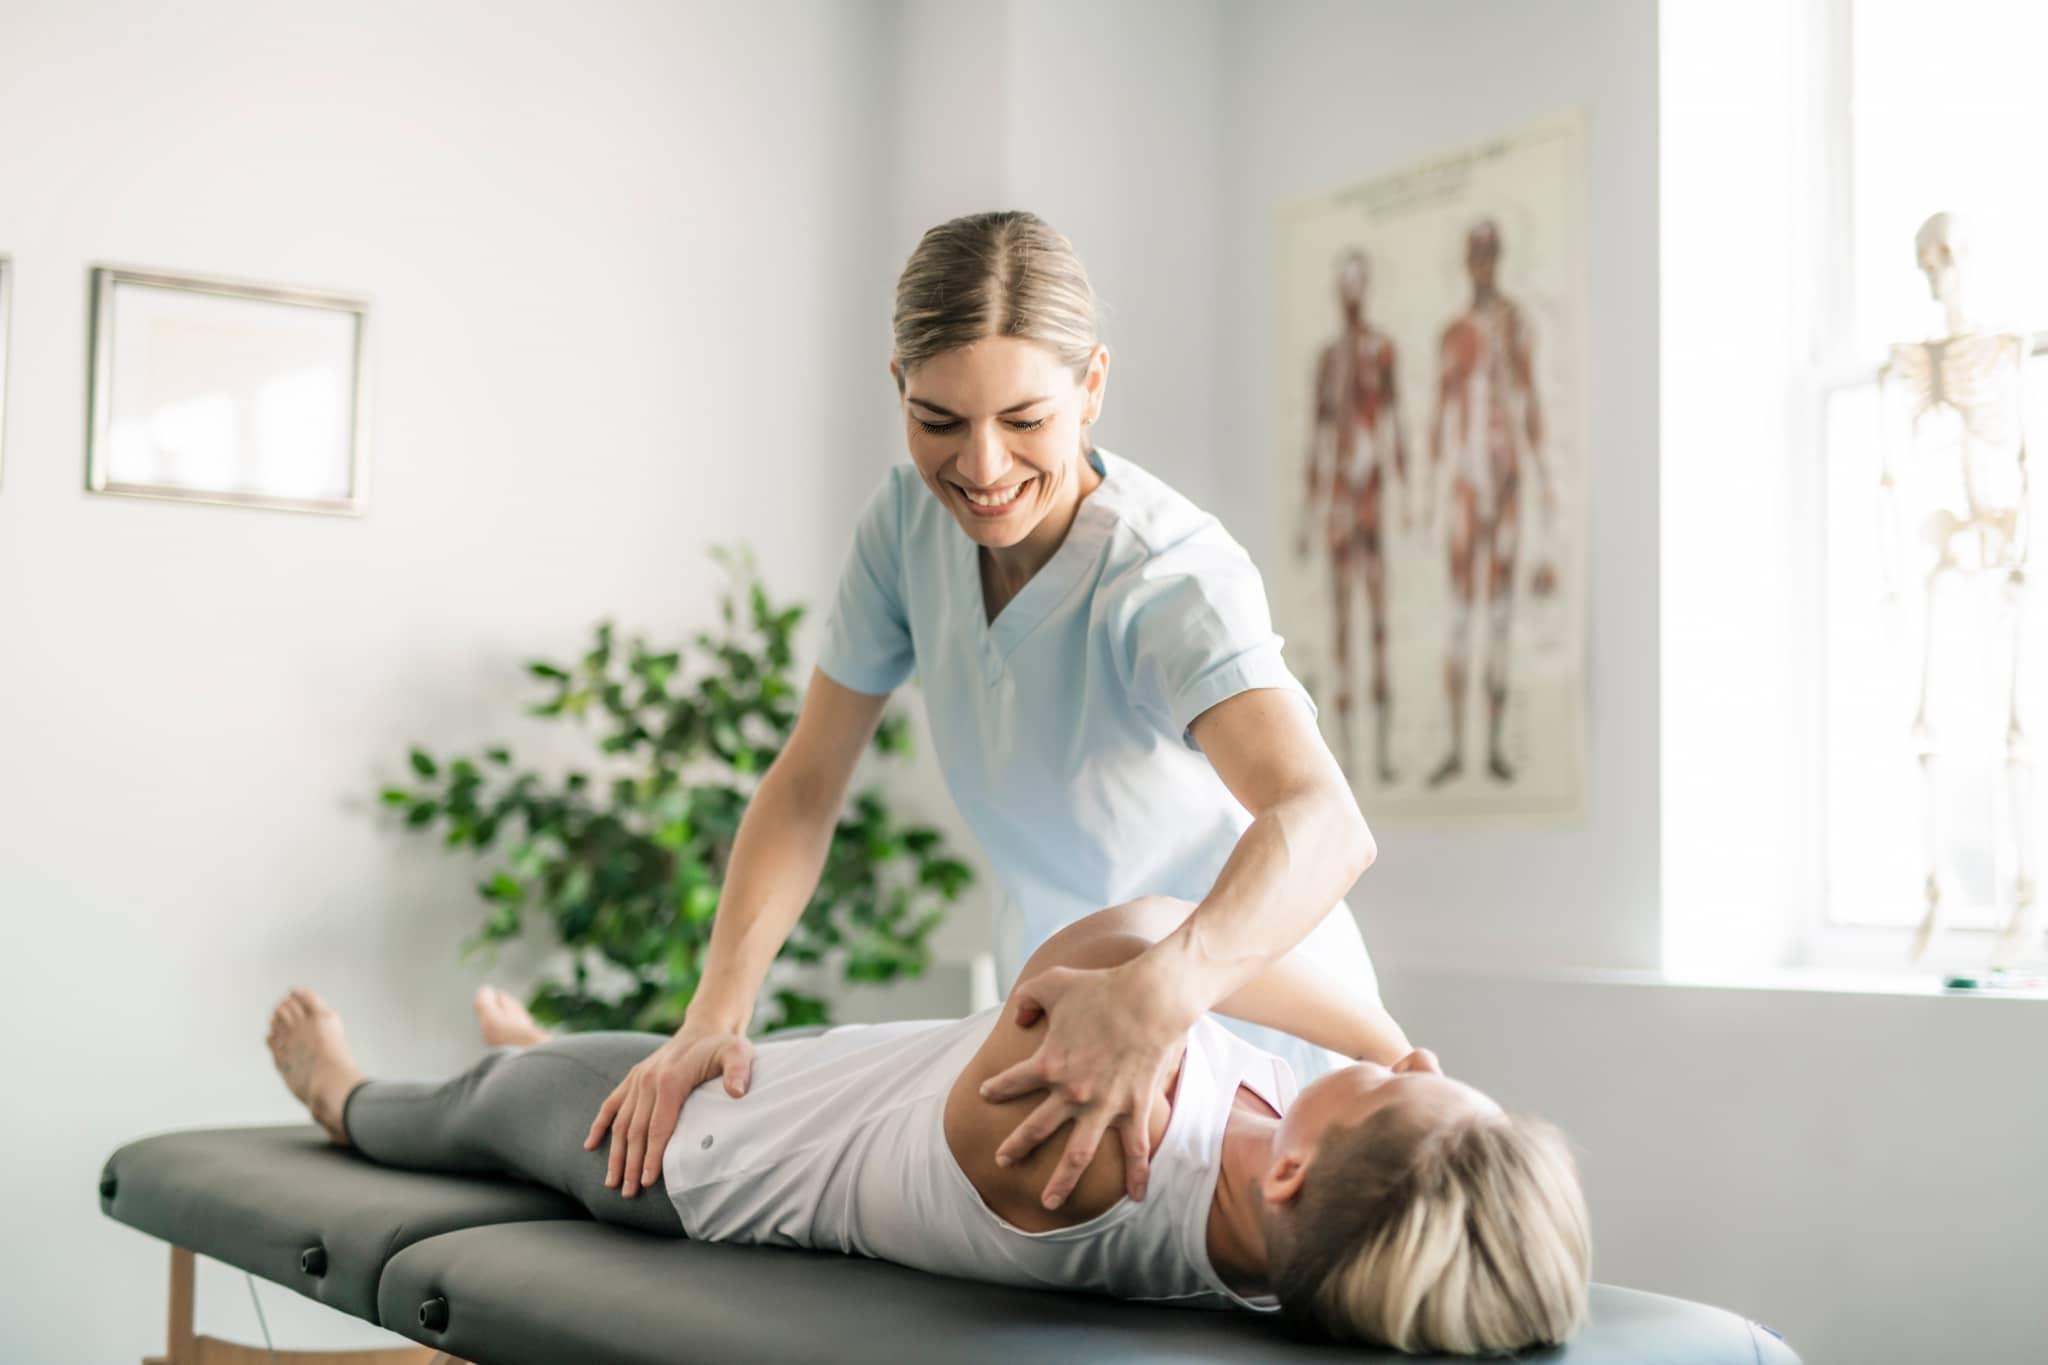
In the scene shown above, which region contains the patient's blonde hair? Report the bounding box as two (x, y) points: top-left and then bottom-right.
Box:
(1270, 1103), (1591, 1356)
(891, 210), (1099, 381)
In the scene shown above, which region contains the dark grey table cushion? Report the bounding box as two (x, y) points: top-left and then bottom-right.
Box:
(100, 1125), (584, 1324)
(380, 1218), (1801, 1365)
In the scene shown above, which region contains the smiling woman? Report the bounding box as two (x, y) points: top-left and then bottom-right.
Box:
(887, 213), (1110, 622)
(586, 209), (1386, 1223)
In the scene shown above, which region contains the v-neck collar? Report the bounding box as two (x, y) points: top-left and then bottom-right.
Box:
(960, 447), (1118, 667)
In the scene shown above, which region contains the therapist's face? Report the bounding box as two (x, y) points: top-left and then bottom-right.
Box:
(892, 336), (1108, 553)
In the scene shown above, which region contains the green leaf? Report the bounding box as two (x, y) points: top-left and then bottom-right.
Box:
(586, 621), (615, 672)
(380, 788), (412, 807)
(766, 989), (830, 1032)
(406, 801), (439, 828)
(528, 662), (568, 681)
(872, 714), (910, 756)
(682, 884), (717, 923)
(919, 857), (975, 897)
(409, 749), (438, 778)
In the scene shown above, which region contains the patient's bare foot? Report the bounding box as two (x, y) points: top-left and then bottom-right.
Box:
(474, 986), (552, 1048)
(267, 987), (366, 1146)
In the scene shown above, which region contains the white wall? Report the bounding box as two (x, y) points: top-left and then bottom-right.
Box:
(0, 2), (894, 1358)
(1659, 0), (1804, 974)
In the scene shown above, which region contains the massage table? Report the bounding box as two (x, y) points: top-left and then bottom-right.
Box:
(101, 1125), (1801, 1364)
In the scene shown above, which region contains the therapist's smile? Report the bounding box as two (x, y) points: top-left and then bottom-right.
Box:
(956, 477), (1036, 515)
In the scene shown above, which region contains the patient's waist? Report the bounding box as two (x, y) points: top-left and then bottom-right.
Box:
(661, 1011), (996, 1243)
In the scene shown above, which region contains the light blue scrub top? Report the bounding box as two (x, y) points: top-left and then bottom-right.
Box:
(818, 449), (1377, 1081)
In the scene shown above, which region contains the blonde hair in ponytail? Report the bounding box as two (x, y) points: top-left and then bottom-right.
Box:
(891, 210), (1099, 382)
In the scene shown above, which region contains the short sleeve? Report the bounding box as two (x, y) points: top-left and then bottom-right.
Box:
(1110, 530), (1317, 751)
(816, 471), (916, 696)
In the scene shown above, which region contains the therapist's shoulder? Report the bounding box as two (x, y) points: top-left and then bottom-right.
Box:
(1094, 452), (1233, 554)
(1092, 453), (1268, 610)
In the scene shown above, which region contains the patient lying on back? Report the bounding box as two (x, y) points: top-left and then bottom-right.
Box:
(268, 896), (1590, 1356)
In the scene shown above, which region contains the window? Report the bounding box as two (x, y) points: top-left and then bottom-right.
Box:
(1811, 0), (2047, 949)
(1660, 0), (2045, 973)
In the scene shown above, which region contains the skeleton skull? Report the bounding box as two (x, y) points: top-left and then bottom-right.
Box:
(1914, 211), (1971, 318)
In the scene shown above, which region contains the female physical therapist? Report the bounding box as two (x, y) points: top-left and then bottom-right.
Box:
(589, 210), (1393, 1213)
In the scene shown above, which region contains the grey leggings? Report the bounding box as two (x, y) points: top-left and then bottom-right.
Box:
(341, 1032), (685, 1236)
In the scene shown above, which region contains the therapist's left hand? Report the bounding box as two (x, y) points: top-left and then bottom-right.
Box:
(977, 959), (1193, 1209)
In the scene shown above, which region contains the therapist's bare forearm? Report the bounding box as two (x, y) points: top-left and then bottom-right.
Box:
(681, 761), (841, 1034)
(1144, 786), (1375, 1023)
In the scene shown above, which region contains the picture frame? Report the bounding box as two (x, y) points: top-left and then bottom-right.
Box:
(86, 264), (371, 515)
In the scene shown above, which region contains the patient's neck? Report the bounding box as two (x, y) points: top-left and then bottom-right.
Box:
(1207, 1105), (1279, 1296)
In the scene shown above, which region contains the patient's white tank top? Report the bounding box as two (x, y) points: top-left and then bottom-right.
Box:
(661, 1007), (1297, 1311)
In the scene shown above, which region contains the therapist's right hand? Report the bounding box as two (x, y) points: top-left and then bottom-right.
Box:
(585, 1024), (754, 1198)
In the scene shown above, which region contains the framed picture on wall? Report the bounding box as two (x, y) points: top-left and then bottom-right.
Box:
(1269, 109), (1590, 828)
(86, 265), (371, 515)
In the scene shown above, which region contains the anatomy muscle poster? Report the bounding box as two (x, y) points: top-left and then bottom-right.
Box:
(1270, 110), (1588, 825)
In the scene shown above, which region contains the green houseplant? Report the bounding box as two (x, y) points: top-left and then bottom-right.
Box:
(378, 548), (972, 1034)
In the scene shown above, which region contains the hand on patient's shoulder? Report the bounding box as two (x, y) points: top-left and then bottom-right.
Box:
(945, 963), (1184, 1228)
(975, 960), (1189, 1211)
(948, 1076), (1140, 1233)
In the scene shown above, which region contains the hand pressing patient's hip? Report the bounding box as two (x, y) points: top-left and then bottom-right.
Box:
(979, 961), (1188, 1211)
(587, 1026), (754, 1198)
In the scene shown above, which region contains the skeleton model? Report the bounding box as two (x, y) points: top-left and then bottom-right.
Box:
(1296, 249), (1410, 783)
(1425, 220), (1554, 787)
(1877, 211), (2036, 962)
